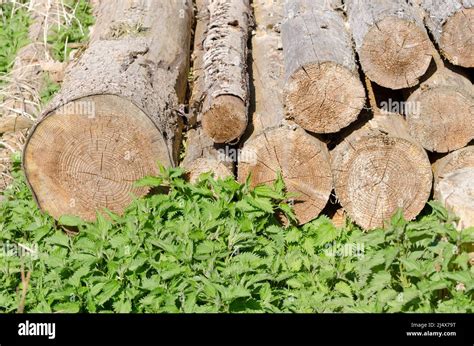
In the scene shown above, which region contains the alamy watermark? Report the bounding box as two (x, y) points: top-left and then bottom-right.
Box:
(380, 99), (420, 116)
(324, 241), (365, 258)
(55, 100), (96, 119)
(217, 146), (257, 165)
(1, 241), (39, 260)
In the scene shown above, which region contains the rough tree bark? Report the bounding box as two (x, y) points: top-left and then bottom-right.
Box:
(23, 0), (193, 221)
(281, 0), (365, 134)
(200, 0), (251, 144)
(432, 146), (474, 229)
(181, 0), (233, 182)
(238, 0), (333, 225)
(346, 0), (433, 89)
(405, 51), (474, 153)
(420, 0), (473, 68)
(331, 79), (432, 230)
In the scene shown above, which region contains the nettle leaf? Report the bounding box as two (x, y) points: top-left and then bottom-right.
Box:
(383, 247), (399, 270)
(113, 300), (132, 313)
(54, 302), (81, 313)
(58, 215), (83, 227)
(134, 176), (163, 187)
(97, 280), (121, 306)
(285, 228), (302, 244)
(69, 266), (90, 287)
(45, 231), (70, 248)
(335, 282), (352, 298)
(247, 196), (274, 214)
(312, 218), (339, 247)
(254, 184), (284, 200)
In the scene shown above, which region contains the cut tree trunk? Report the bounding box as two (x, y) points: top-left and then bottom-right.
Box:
(420, 0), (473, 68)
(331, 114), (433, 230)
(281, 0), (365, 134)
(181, 0), (233, 182)
(432, 146), (474, 229)
(200, 0), (251, 144)
(346, 0), (433, 89)
(405, 53), (474, 153)
(23, 0), (193, 221)
(238, 1), (333, 225)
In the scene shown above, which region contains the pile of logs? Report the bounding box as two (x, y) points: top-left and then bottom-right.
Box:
(22, 0), (473, 230)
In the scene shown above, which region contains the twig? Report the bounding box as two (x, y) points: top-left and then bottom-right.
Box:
(17, 264), (32, 313)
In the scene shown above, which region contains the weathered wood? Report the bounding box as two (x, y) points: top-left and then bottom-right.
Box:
(346, 0), (433, 89)
(200, 0), (251, 144)
(420, 0), (473, 68)
(23, 0), (193, 221)
(249, 0), (285, 137)
(181, 0), (233, 182)
(432, 146), (474, 229)
(331, 114), (433, 230)
(405, 52), (474, 153)
(281, 0), (365, 134)
(238, 0), (333, 225)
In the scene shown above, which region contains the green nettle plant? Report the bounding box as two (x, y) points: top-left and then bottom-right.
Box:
(0, 153), (473, 313)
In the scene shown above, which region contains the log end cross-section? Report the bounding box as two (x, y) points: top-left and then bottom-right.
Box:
(24, 95), (171, 221)
(332, 115), (433, 230)
(238, 126), (333, 225)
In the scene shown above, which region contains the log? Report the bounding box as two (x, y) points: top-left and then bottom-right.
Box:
(181, 0), (233, 182)
(432, 146), (474, 229)
(332, 77), (432, 230)
(249, 0), (285, 137)
(239, 126), (333, 225)
(200, 0), (251, 144)
(238, 1), (333, 225)
(346, 0), (433, 89)
(420, 0), (473, 68)
(405, 52), (474, 153)
(23, 0), (193, 221)
(281, 0), (365, 134)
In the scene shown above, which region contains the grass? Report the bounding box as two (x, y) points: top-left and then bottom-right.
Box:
(47, 0), (94, 62)
(0, 1), (31, 79)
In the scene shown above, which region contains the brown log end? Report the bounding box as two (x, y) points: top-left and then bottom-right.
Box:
(184, 157), (233, 183)
(432, 146), (474, 229)
(23, 95), (172, 221)
(332, 135), (432, 230)
(440, 8), (474, 68)
(283, 62), (366, 134)
(435, 168), (474, 229)
(407, 87), (474, 153)
(360, 16), (432, 89)
(202, 95), (247, 144)
(238, 126), (333, 225)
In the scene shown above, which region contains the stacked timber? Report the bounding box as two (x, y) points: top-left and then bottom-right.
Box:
(23, 0), (194, 221)
(237, 0), (333, 225)
(20, 0), (473, 231)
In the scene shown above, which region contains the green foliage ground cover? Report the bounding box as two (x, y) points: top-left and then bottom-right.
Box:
(0, 153), (473, 313)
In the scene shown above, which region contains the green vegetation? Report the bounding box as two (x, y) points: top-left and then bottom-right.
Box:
(47, 0), (94, 62)
(39, 74), (61, 105)
(0, 1), (30, 76)
(0, 153), (472, 313)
